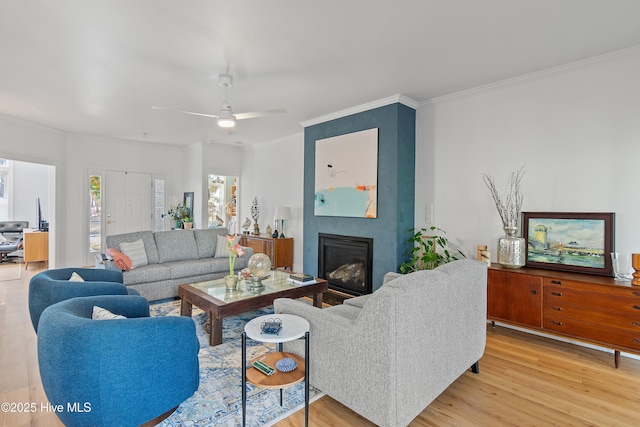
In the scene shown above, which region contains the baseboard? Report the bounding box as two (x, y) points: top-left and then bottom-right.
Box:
(489, 320), (640, 361)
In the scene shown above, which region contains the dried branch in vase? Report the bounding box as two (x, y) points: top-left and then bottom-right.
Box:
(482, 166), (525, 229)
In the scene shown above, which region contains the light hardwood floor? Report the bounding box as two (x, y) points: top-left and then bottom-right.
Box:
(2, 264), (639, 426)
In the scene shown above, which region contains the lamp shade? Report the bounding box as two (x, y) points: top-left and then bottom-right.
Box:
(274, 206), (291, 220)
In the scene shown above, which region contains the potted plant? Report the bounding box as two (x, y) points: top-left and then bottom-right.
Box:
(399, 226), (465, 273)
(225, 235), (244, 290)
(183, 216), (193, 229)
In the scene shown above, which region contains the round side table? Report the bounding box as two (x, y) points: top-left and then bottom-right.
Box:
(242, 314), (310, 427)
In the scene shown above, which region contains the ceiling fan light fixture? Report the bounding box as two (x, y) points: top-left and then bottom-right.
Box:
(217, 115), (236, 128)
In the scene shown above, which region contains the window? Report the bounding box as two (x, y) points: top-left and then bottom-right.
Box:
(153, 178), (165, 232)
(89, 175), (101, 252)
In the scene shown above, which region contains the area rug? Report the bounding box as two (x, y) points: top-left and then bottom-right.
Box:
(0, 261), (21, 281)
(150, 299), (323, 427)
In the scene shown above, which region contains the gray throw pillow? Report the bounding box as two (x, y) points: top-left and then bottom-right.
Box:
(214, 235), (240, 258)
(119, 239), (148, 269)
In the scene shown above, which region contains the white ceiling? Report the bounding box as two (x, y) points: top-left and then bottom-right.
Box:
(2, 0), (640, 147)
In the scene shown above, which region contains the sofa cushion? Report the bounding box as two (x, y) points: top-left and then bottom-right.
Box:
(167, 259), (222, 280)
(121, 264), (171, 286)
(343, 294), (370, 308)
(154, 230), (198, 263)
(119, 239), (148, 269)
(325, 304), (362, 321)
(193, 228), (228, 259)
(106, 231), (160, 265)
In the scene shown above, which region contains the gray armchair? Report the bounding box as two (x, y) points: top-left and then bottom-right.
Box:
(274, 259), (488, 427)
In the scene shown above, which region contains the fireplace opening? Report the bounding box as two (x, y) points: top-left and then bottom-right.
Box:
(318, 233), (373, 296)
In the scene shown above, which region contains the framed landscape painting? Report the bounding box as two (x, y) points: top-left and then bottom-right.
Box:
(522, 212), (615, 276)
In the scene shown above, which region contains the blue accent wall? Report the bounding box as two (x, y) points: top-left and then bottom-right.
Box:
(303, 103), (416, 291)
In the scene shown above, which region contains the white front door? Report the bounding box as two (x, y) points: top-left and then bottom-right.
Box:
(105, 171), (152, 238)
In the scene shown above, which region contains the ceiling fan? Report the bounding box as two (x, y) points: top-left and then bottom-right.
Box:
(152, 74), (286, 128)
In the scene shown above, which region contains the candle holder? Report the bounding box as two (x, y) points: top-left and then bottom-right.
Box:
(632, 253), (640, 286)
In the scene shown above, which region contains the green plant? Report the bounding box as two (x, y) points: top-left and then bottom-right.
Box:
(399, 226), (465, 273)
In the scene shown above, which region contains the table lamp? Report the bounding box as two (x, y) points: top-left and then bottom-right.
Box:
(274, 206), (291, 238)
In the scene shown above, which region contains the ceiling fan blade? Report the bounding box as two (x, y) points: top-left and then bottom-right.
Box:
(151, 106), (219, 119)
(234, 108), (287, 120)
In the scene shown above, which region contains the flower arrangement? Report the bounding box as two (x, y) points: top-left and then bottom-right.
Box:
(227, 235), (245, 277)
(167, 204), (190, 221)
(482, 166), (525, 230)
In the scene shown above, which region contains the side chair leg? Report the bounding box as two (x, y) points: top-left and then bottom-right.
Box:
(471, 361), (480, 374)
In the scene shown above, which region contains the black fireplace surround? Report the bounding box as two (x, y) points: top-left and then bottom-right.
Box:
(318, 233), (373, 296)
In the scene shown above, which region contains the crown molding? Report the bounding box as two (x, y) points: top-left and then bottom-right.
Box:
(419, 44), (640, 108)
(300, 94), (419, 128)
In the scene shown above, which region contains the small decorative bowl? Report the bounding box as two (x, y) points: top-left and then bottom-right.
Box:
(275, 357), (297, 373)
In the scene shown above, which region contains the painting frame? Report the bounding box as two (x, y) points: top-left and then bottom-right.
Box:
(183, 192), (194, 218)
(522, 212), (615, 276)
(314, 128), (378, 218)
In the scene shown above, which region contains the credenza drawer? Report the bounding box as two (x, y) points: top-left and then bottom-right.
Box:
(544, 315), (640, 351)
(543, 277), (640, 299)
(543, 303), (640, 332)
(544, 286), (640, 316)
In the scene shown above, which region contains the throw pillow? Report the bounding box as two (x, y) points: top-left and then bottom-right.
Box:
(92, 306), (126, 320)
(69, 272), (85, 282)
(214, 235), (240, 258)
(106, 247), (132, 271)
(119, 239), (148, 269)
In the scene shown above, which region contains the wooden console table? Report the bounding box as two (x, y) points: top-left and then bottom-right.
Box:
(24, 231), (48, 269)
(488, 264), (640, 368)
(240, 235), (293, 270)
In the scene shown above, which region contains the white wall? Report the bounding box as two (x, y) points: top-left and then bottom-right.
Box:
(12, 160), (50, 226)
(240, 133), (305, 272)
(0, 115), (64, 266)
(417, 47), (640, 260)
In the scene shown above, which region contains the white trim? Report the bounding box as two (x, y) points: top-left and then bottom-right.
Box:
(300, 94), (419, 128)
(420, 44), (640, 107)
(490, 320), (640, 362)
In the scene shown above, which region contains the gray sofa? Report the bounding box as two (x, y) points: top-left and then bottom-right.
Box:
(274, 259), (488, 427)
(106, 228), (253, 301)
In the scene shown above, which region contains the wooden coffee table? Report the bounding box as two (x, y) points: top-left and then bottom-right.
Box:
(178, 270), (327, 346)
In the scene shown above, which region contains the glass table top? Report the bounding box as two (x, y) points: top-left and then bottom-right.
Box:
(189, 270), (307, 304)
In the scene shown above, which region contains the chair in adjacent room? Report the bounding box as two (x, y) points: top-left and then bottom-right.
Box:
(28, 267), (139, 332)
(37, 294), (200, 427)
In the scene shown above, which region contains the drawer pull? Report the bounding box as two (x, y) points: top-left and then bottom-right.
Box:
(633, 291), (640, 297)
(551, 306), (562, 311)
(531, 290), (537, 295)
(551, 321), (563, 326)
(634, 305), (640, 310)
(633, 322), (640, 327)
(551, 280), (562, 285)
(551, 292), (562, 297)
(634, 339), (640, 344)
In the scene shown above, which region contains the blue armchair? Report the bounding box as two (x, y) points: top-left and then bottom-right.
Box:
(28, 267), (139, 332)
(37, 295), (200, 427)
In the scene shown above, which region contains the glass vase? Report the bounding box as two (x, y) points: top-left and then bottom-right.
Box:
(498, 226), (525, 268)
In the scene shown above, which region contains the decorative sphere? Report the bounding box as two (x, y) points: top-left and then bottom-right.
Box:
(248, 253), (272, 277)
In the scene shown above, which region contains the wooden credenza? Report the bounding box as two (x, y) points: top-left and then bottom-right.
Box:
(24, 231), (48, 269)
(488, 264), (640, 368)
(240, 235), (293, 270)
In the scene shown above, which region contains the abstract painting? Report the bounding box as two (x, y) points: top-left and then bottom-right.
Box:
(314, 128), (378, 218)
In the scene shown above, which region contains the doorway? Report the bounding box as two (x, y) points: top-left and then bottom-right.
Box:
(208, 175), (238, 233)
(104, 171), (152, 236)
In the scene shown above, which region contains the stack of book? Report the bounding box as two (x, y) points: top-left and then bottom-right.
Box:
(287, 273), (317, 285)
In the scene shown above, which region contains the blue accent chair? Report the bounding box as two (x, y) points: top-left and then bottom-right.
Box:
(37, 295), (200, 427)
(28, 267), (139, 332)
